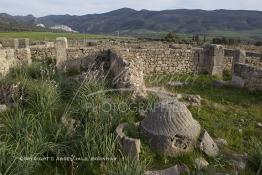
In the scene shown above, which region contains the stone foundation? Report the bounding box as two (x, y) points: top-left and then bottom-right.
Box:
(232, 63), (262, 90)
(1, 37), (262, 92)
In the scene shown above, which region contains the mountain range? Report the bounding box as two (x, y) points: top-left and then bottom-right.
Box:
(1, 8), (262, 39)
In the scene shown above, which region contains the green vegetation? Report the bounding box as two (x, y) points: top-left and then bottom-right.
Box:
(206, 30), (262, 41)
(0, 62), (261, 174)
(0, 32), (132, 41)
(0, 63), (143, 174)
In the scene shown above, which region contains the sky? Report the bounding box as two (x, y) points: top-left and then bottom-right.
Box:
(0, 0), (262, 17)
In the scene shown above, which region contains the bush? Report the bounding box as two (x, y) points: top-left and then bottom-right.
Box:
(21, 80), (60, 115)
(164, 31), (180, 42)
(254, 41), (262, 46)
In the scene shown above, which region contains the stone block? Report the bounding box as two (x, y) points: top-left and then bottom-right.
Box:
(198, 130), (219, 157)
(115, 123), (141, 160)
(55, 37), (68, 70)
(18, 38), (29, 48)
(0, 39), (19, 49)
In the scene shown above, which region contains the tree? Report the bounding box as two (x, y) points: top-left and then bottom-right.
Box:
(192, 34), (200, 44)
(254, 41), (262, 46)
(164, 31), (180, 42)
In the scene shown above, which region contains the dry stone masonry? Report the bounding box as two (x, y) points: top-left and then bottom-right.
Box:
(1, 37), (261, 93)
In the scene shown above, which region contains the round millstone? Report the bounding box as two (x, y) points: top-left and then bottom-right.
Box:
(140, 100), (201, 156)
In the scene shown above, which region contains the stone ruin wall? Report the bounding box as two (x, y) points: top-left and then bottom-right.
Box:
(232, 63), (262, 91)
(0, 49), (16, 77)
(31, 47), (56, 61)
(125, 48), (200, 75)
(224, 49), (262, 72)
(1, 37), (262, 92)
(0, 38), (32, 77)
(109, 48), (146, 95)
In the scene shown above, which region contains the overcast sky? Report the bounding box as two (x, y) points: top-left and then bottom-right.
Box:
(0, 0), (262, 17)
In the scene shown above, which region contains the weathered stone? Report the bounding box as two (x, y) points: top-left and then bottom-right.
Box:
(231, 75), (245, 88)
(181, 94), (201, 107)
(61, 116), (77, 135)
(55, 37), (68, 70)
(140, 100), (201, 156)
(198, 130), (219, 157)
(257, 122), (262, 127)
(194, 157), (209, 169)
(145, 164), (190, 175)
(0, 104), (7, 113)
(203, 44), (225, 78)
(227, 153), (248, 170)
(18, 38), (29, 48)
(231, 63), (262, 91)
(116, 123), (141, 160)
(215, 138), (228, 148)
(233, 49), (246, 64)
(213, 80), (231, 88)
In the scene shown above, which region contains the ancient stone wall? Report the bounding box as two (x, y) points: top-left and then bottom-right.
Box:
(0, 39), (19, 49)
(232, 63), (262, 91)
(244, 52), (262, 68)
(223, 49), (262, 72)
(30, 47), (56, 61)
(0, 49), (16, 77)
(121, 48), (200, 75)
(15, 48), (32, 65)
(110, 49), (146, 98)
(0, 48), (31, 77)
(65, 47), (108, 71)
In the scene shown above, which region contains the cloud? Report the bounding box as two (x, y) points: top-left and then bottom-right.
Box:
(0, 0), (261, 17)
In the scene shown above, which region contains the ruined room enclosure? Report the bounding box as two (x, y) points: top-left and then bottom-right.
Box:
(0, 37), (262, 174)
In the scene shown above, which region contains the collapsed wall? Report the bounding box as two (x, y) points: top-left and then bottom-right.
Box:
(110, 49), (147, 98)
(53, 38), (147, 98)
(232, 63), (262, 91)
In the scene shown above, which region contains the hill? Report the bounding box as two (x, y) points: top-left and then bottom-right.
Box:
(38, 9), (262, 35)
(1, 8), (262, 40)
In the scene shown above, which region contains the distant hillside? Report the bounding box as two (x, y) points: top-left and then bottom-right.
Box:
(1, 8), (262, 40)
(0, 13), (47, 32)
(37, 9), (262, 35)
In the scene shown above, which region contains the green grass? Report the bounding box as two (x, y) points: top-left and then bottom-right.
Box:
(0, 32), (132, 41)
(0, 62), (146, 175)
(0, 63), (261, 174)
(206, 29), (262, 41)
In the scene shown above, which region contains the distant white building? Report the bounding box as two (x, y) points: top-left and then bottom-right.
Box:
(36, 23), (45, 28)
(50, 25), (78, 33)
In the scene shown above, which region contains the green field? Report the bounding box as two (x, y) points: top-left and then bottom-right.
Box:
(120, 29), (262, 41)
(0, 30), (261, 42)
(0, 32), (132, 41)
(206, 29), (262, 41)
